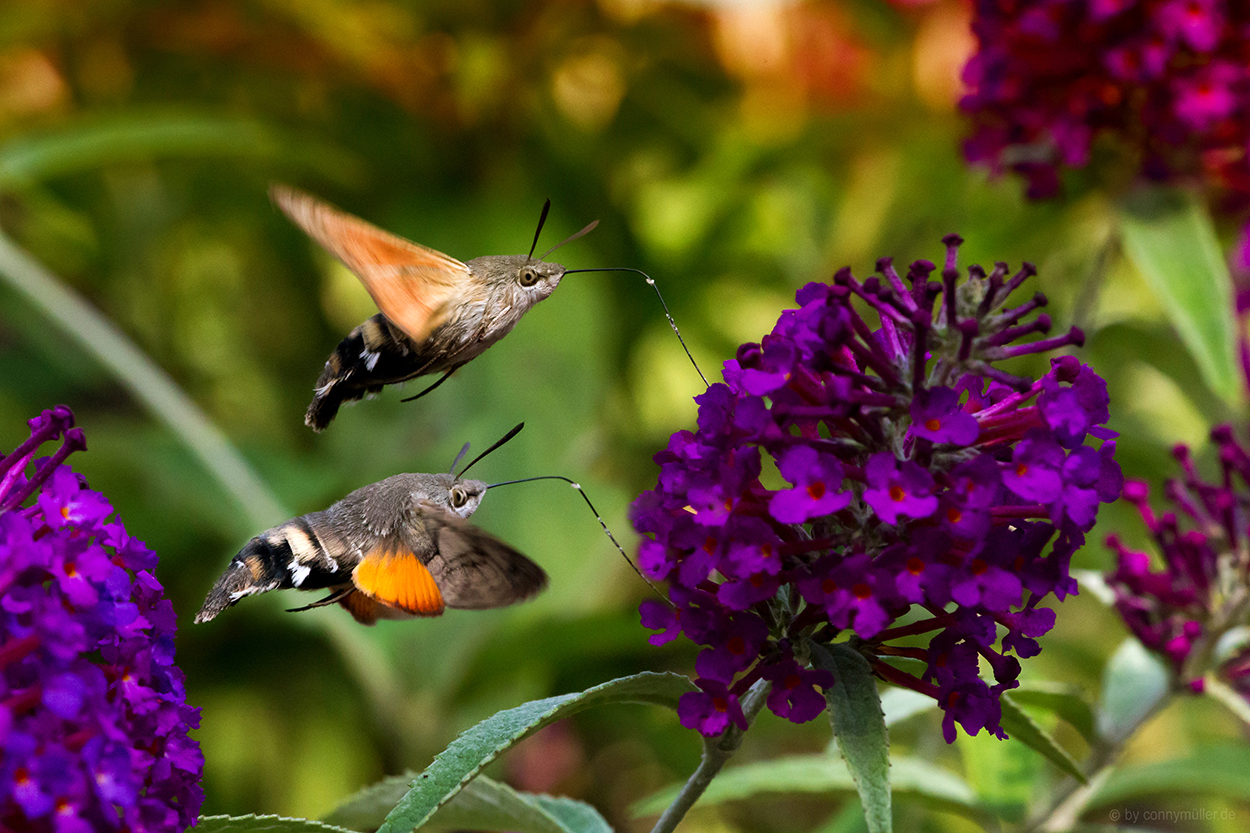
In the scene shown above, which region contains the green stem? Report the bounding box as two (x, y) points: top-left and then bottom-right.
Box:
(649, 679), (771, 833)
(0, 227), (284, 534)
(1021, 688), (1175, 833)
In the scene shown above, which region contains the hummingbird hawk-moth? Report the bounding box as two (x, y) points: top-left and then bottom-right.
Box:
(270, 185), (596, 431)
(195, 428), (546, 625)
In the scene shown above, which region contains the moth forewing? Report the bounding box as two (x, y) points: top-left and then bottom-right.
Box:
(417, 510), (548, 609)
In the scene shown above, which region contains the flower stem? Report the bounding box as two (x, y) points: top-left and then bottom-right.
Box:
(1021, 688), (1174, 832)
(649, 678), (771, 833)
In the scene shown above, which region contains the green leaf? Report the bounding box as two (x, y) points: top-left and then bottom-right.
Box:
(632, 754), (983, 820)
(323, 772), (417, 830)
(377, 672), (695, 833)
(0, 111), (365, 188)
(527, 792), (615, 833)
(957, 722), (1038, 822)
(1118, 187), (1241, 405)
(827, 687), (936, 754)
(999, 693), (1086, 782)
(325, 772), (611, 833)
(1087, 745), (1250, 808)
(810, 641), (892, 833)
(195, 816), (357, 833)
(1097, 639), (1171, 742)
(429, 775), (611, 833)
(1007, 683), (1096, 743)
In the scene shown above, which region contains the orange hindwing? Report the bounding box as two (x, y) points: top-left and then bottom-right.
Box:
(352, 548), (446, 616)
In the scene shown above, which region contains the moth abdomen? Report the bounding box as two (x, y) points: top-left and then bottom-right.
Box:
(306, 314), (434, 431)
(194, 516), (348, 623)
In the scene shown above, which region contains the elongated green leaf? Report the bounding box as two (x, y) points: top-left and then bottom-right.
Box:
(828, 687), (936, 754)
(528, 792), (614, 833)
(195, 816), (356, 833)
(999, 693), (1085, 782)
(810, 642), (892, 833)
(1007, 683), (1096, 743)
(323, 772), (417, 830)
(1097, 639), (1171, 742)
(428, 775), (611, 833)
(377, 672), (696, 833)
(1087, 745), (1250, 808)
(0, 112), (364, 188)
(957, 721), (1036, 822)
(632, 754), (982, 819)
(325, 772), (611, 833)
(1118, 187), (1241, 404)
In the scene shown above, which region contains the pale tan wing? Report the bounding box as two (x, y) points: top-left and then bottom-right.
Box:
(406, 502), (548, 610)
(271, 184), (471, 343)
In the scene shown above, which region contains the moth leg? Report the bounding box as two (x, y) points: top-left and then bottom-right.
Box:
(400, 365), (463, 403)
(286, 586), (354, 613)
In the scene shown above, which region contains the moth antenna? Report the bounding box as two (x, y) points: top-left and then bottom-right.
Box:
(563, 267), (709, 388)
(448, 441), (472, 474)
(528, 199), (552, 261)
(458, 422), (525, 478)
(539, 219), (599, 261)
(487, 475), (673, 606)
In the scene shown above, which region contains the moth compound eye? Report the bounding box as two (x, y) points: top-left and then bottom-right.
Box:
(519, 268), (539, 287)
(450, 486), (468, 508)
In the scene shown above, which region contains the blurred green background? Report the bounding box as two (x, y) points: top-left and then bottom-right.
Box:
(1, 0), (1247, 830)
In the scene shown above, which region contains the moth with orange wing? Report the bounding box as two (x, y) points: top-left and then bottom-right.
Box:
(196, 427), (547, 625)
(271, 185), (596, 431)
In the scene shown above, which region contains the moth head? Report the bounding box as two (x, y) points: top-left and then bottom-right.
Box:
(509, 201), (596, 302)
(418, 472), (488, 519)
(516, 258), (565, 298)
(437, 422), (524, 519)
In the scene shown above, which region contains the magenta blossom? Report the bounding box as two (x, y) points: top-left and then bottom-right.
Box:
(962, 0), (1250, 201)
(0, 407), (203, 832)
(633, 236), (1121, 740)
(1107, 425), (1250, 695)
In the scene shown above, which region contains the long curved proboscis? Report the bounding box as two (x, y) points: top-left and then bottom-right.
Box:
(487, 474), (671, 605)
(564, 267), (708, 388)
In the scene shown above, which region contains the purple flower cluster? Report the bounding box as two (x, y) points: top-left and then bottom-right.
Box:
(632, 236), (1122, 741)
(0, 407), (203, 832)
(1106, 425), (1250, 693)
(961, 0), (1250, 200)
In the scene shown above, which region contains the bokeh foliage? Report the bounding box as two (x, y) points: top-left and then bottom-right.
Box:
(0, 0), (1246, 830)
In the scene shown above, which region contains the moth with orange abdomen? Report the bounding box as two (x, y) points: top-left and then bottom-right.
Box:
(195, 427), (546, 626)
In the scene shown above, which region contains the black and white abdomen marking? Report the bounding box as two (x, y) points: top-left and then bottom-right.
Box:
(305, 314), (434, 431)
(194, 515), (352, 622)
